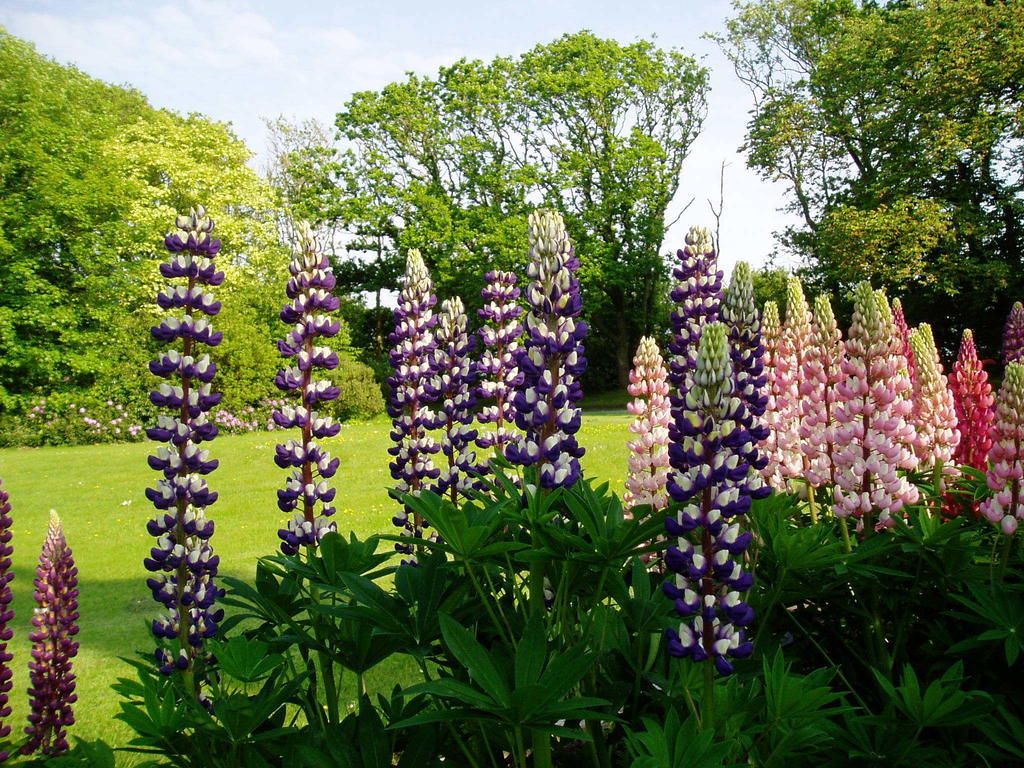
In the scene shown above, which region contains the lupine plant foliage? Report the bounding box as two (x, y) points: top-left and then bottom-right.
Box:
(144, 207), (224, 695)
(272, 223), (342, 555)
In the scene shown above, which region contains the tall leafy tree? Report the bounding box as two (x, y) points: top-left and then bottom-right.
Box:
(0, 29), (284, 405)
(282, 31), (709, 388)
(717, 0), (1024, 355)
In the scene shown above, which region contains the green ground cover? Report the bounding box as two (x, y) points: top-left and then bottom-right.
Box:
(0, 412), (632, 760)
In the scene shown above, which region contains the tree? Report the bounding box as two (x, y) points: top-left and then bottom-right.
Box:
(279, 31), (709, 389)
(716, 0), (1024, 356)
(0, 29), (285, 406)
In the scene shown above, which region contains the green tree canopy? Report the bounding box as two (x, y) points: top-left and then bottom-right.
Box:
(278, 30), (709, 388)
(0, 29), (284, 405)
(717, 0), (1024, 355)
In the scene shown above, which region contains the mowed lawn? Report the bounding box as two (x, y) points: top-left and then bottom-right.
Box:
(0, 411), (631, 759)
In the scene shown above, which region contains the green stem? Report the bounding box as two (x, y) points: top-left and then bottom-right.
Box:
(702, 661), (715, 728)
(839, 517), (853, 553)
(807, 482), (818, 524)
(467, 561), (513, 647)
(998, 534), (1014, 583)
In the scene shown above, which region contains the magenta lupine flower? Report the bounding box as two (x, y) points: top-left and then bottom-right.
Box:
(144, 207), (223, 684)
(22, 512), (79, 757)
(433, 297), (480, 504)
(799, 294), (845, 488)
(981, 363), (1024, 535)
(832, 282), (919, 532)
(759, 301), (789, 490)
(776, 277), (814, 484)
(1004, 302), (1024, 365)
(951, 329), (994, 473)
(0, 481), (12, 762)
(476, 271), (523, 458)
(667, 227), (721, 400)
(506, 210), (588, 489)
(721, 262), (770, 471)
(664, 323), (759, 676)
(272, 223), (342, 556)
(891, 298), (916, 384)
(387, 250), (440, 559)
(624, 336), (671, 514)
(908, 323), (960, 470)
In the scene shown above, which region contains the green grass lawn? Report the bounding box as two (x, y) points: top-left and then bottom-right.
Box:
(0, 413), (632, 761)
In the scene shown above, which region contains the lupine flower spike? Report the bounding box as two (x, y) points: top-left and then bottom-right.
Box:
(476, 271), (524, 459)
(800, 294), (844, 490)
(891, 298), (916, 384)
(272, 223), (342, 555)
(22, 512), (79, 757)
(1004, 302), (1024, 365)
(144, 206), (224, 691)
(433, 297), (480, 504)
(624, 336), (672, 515)
(0, 481), (12, 762)
(908, 323), (960, 473)
(720, 262), (770, 472)
(981, 363), (1024, 535)
(759, 301), (788, 490)
(950, 330), (995, 474)
(387, 250), (440, 561)
(506, 210), (588, 489)
(833, 282), (919, 533)
(663, 323), (761, 676)
(777, 277), (815, 501)
(667, 227), (722, 400)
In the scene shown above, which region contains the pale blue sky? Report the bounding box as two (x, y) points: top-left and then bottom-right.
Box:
(0, 0), (799, 274)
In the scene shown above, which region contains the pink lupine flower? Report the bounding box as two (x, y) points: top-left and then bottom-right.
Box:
(833, 282), (919, 532)
(950, 329), (994, 473)
(891, 298), (916, 384)
(777, 277), (814, 485)
(981, 363), (1024, 535)
(908, 323), (960, 470)
(759, 300), (789, 490)
(1003, 302), (1024, 365)
(624, 336), (671, 515)
(800, 293), (844, 489)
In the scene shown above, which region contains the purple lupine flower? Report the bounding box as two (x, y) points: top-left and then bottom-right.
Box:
(22, 512), (79, 757)
(387, 249), (440, 561)
(144, 206), (224, 686)
(667, 227), (722, 398)
(272, 223), (342, 555)
(664, 323), (757, 676)
(1004, 301), (1024, 365)
(476, 270), (524, 458)
(505, 210), (588, 489)
(0, 481), (12, 762)
(720, 262), (771, 475)
(433, 297), (480, 503)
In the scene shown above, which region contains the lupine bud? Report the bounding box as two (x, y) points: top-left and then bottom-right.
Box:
(833, 282), (919, 532)
(476, 271), (523, 459)
(506, 211), (588, 489)
(273, 223), (341, 555)
(950, 329), (994, 473)
(0, 481), (12, 762)
(981, 363), (1024, 535)
(433, 297), (480, 503)
(22, 512), (78, 757)
(1004, 302), (1024, 365)
(776, 277), (814, 483)
(145, 207), (223, 687)
(891, 298), (916, 384)
(799, 294), (844, 488)
(387, 250), (440, 561)
(759, 300), (788, 489)
(908, 324), (960, 470)
(664, 323), (760, 676)
(624, 337), (671, 514)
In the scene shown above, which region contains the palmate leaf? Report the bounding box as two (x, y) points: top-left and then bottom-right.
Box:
(438, 613), (511, 706)
(948, 583), (1024, 665)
